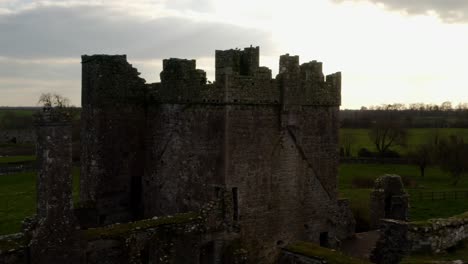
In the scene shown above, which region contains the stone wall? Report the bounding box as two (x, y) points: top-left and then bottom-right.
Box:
(279, 241), (371, 264)
(0, 188), (243, 264)
(370, 175), (409, 229)
(144, 104), (340, 263)
(143, 104), (226, 217)
(0, 233), (28, 264)
(409, 213), (468, 252)
(371, 212), (468, 264)
(81, 55), (147, 225)
(219, 101), (343, 263)
(30, 107), (81, 264)
(334, 199), (356, 241)
(83, 213), (206, 264)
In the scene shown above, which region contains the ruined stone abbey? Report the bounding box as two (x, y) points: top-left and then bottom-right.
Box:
(0, 46), (354, 264)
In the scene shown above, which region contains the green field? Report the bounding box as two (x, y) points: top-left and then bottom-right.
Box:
(339, 163), (468, 226)
(0, 155), (35, 164)
(340, 162), (468, 261)
(0, 162), (466, 235)
(1, 149), (467, 261)
(0, 109), (35, 119)
(340, 128), (468, 156)
(402, 241), (468, 263)
(0, 167), (79, 235)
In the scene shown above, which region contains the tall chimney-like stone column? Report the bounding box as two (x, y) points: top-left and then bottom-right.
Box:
(30, 107), (80, 264)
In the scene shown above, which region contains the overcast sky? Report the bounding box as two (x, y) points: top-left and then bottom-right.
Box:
(0, 0), (467, 109)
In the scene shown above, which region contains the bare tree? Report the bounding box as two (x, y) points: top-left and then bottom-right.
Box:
(437, 135), (468, 185)
(369, 119), (407, 157)
(440, 101), (453, 111)
(341, 131), (356, 157)
(408, 131), (439, 178)
(38, 93), (70, 108)
(409, 143), (433, 178)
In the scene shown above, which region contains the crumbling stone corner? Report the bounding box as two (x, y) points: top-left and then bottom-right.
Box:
(370, 219), (410, 264)
(29, 107), (81, 264)
(370, 174), (409, 229)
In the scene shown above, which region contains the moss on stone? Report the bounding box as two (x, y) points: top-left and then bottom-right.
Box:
(0, 233), (27, 253)
(284, 241), (371, 264)
(410, 211), (468, 228)
(83, 212), (200, 241)
(223, 239), (248, 261)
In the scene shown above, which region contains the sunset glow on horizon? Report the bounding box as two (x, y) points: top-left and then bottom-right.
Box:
(0, 0), (467, 108)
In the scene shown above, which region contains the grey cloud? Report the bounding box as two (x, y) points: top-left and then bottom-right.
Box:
(163, 0), (215, 13)
(0, 78), (80, 106)
(333, 0), (468, 22)
(0, 59), (79, 80)
(0, 5), (274, 60)
(0, 58), (81, 105)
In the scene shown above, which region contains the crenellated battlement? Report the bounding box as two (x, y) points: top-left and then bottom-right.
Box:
(149, 47), (340, 106)
(215, 46), (260, 81)
(160, 58), (207, 84)
(82, 46), (341, 106)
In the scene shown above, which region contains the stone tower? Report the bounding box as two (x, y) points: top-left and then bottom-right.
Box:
(80, 46), (343, 263)
(29, 107), (80, 264)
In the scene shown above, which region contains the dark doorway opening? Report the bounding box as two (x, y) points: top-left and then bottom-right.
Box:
(131, 176), (143, 219)
(232, 187), (239, 221)
(140, 244), (149, 264)
(199, 241), (215, 264)
(319, 232), (329, 247)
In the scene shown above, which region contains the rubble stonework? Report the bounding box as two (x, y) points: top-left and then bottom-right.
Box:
(371, 212), (468, 264)
(370, 174), (409, 229)
(29, 107), (81, 264)
(334, 199), (356, 241)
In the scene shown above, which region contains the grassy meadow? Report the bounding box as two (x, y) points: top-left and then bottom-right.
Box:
(0, 162), (466, 235)
(0, 126), (467, 261)
(339, 163), (468, 230)
(0, 167), (80, 235)
(0, 109), (35, 119)
(0, 155), (35, 164)
(402, 241), (468, 263)
(339, 127), (468, 230)
(341, 128), (468, 156)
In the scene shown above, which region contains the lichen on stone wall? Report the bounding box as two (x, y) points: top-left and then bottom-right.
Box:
(84, 212), (200, 241)
(281, 241), (371, 264)
(0, 233), (27, 254)
(371, 211), (468, 263)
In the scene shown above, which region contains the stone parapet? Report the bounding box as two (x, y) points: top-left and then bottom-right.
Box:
(371, 212), (468, 263)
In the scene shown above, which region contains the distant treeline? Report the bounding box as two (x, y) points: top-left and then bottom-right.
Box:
(341, 102), (468, 128)
(0, 107), (80, 129)
(1, 103), (468, 129)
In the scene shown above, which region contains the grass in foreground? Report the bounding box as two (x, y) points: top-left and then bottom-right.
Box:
(402, 241), (468, 263)
(339, 163), (468, 230)
(84, 212), (199, 240)
(285, 241), (371, 264)
(0, 167), (79, 235)
(0, 155), (36, 164)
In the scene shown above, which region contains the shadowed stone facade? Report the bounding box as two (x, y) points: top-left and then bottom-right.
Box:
(370, 174), (409, 229)
(79, 46), (343, 263)
(29, 108), (81, 264)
